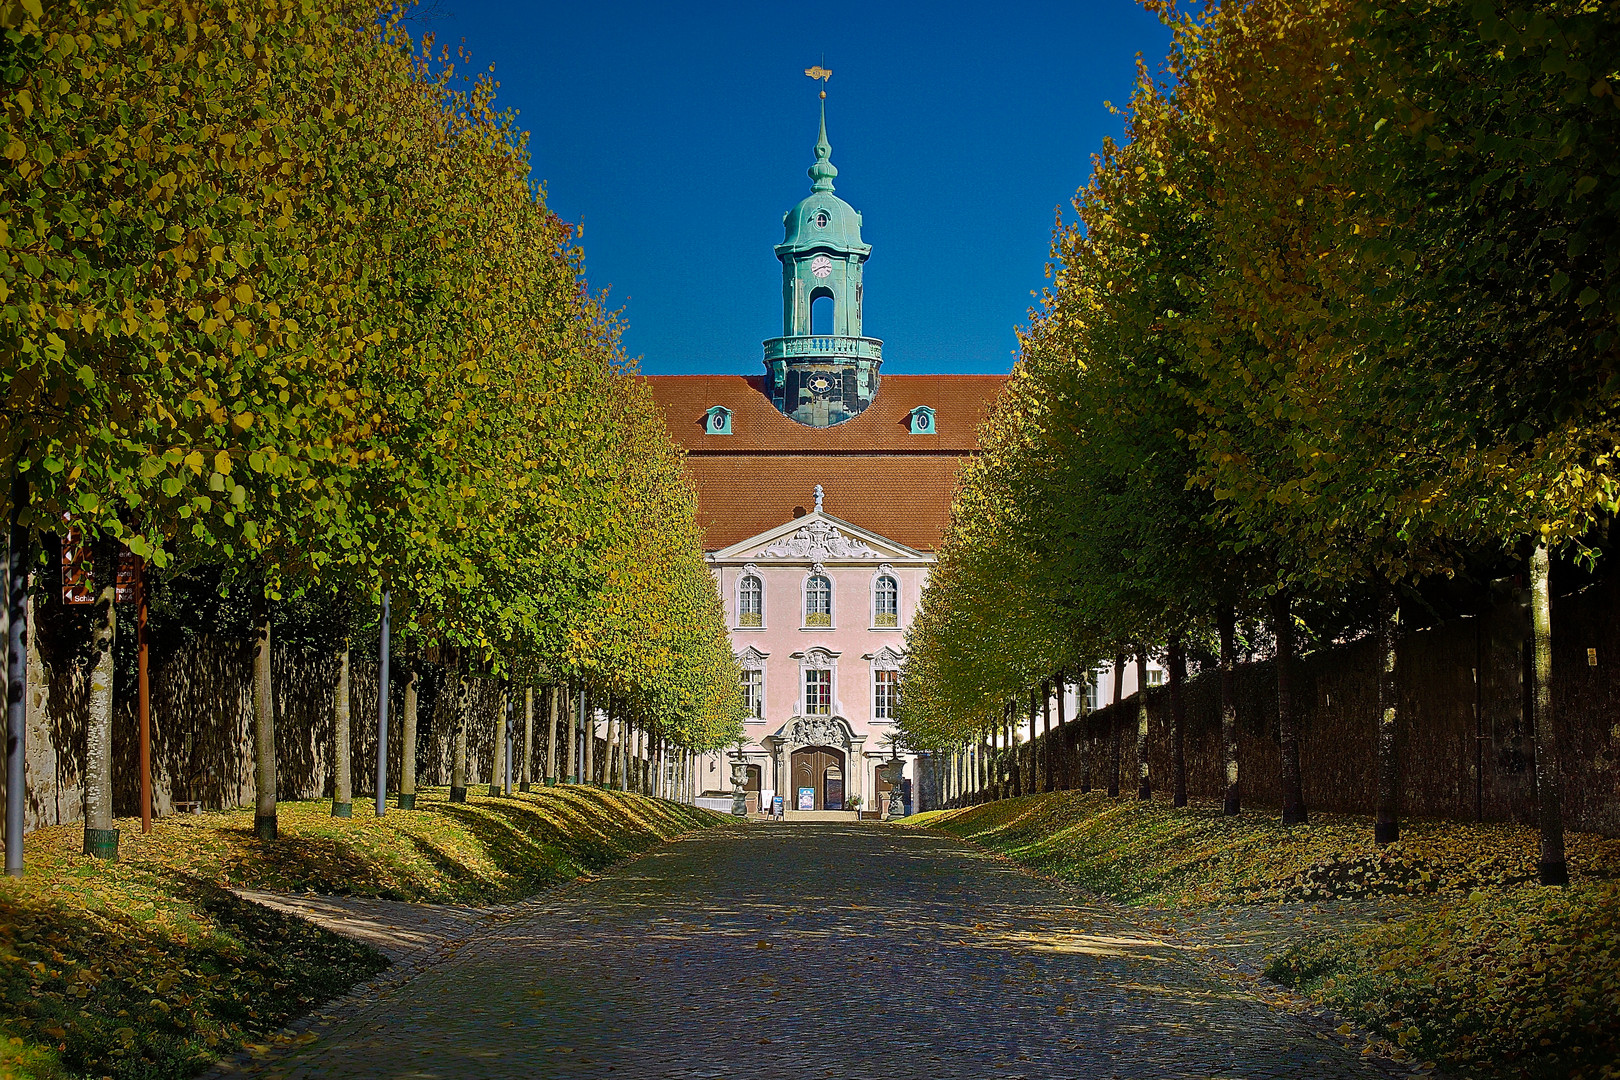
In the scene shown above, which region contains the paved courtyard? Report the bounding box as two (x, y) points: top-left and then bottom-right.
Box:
(220, 824), (1386, 1080)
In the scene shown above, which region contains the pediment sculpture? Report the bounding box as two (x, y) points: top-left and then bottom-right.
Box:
(782, 715), (850, 748)
(761, 519), (884, 560)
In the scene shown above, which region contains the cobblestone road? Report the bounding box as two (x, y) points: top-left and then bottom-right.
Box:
(230, 823), (1384, 1080)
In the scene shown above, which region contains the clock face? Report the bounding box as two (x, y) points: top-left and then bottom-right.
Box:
(810, 254), (833, 279)
(807, 374), (834, 395)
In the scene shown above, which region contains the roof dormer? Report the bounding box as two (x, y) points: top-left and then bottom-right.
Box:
(705, 405), (733, 435)
(908, 406), (936, 435)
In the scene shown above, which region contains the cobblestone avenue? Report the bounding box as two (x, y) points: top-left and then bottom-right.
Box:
(229, 824), (1383, 1080)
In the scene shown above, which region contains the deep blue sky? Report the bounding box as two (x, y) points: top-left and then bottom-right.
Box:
(421, 2), (1171, 375)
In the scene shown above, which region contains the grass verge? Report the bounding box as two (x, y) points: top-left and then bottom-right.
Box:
(0, 787), (725, 1080)
(913, 791), (1620, 1080)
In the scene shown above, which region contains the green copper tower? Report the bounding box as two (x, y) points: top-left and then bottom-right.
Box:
(764, 91), (882, 426)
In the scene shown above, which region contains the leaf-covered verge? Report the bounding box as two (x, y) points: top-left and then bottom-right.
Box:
(0, 789), (726, 1080)
(913, 793), (1620, 1079)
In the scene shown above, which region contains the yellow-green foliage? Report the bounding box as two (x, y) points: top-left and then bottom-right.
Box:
(0, 789), (726, 1080)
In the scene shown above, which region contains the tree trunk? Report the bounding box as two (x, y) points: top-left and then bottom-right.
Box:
(545, 685), (559, 784)
(253, 614), (278, 838)
(1168, 634), (1187, 808)
(331, 638), (352, 817)
(5, 471), (28, 877)
(1054, 674), (1068, 791)
(82, 542), (117, 858)
(1375, 583), (1401, 845)
(1135, 650), (1151, 801)
(605, 703), (619, 789)
(1218, 604), (1240, 815)
(1007, 703), (1021, 798)
(583, 689), (596, 785)
(489, 686), (507, 797)
(1271, 590), (1307, 825)
(520, 687), (534, 792)
(449, 674), (469, 802)
(566, 685), (580, 784)
(399, 667), (418, 809)
(1108, 652), (1125, 797)
(1530, 539), (1567, 885)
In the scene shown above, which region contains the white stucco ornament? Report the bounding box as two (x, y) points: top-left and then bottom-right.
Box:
(761, 519), (883, 560)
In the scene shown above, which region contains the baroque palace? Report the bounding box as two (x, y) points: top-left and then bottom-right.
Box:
(646, 94), (1004, 817)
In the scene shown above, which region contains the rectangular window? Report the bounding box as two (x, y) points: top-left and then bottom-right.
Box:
(741, 669), (763, 720)
(1145, 669), (1165, 688)
(805, 669), (832, 715)
(1084, 671), (1102, 713)
(874, 670), (899, 721)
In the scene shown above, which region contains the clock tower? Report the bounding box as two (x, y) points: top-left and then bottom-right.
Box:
(764, 93), (882, 426)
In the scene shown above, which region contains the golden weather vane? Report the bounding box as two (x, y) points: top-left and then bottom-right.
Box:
(805, 65), (832, 83)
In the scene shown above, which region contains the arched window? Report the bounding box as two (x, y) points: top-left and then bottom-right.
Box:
(738, 574), (762, 627)
(874, 575), (899, 627)
(804, 574), (832, 627)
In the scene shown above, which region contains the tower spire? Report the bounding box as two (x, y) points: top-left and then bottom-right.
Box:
(809, 86), (837, 193)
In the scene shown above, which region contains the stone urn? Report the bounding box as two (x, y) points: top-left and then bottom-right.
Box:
(881, 758), (906, 819)
(729, 757), (750, 817)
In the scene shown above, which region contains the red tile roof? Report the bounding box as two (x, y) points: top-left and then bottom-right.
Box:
(644, 374), (1008, 551)
(682, 454), (975, 551)
(643, 374), (1006, 453)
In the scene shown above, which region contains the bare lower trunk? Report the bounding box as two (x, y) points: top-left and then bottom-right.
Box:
(545, 685), (559, 783)
(583, 690), (595, 785)
(82, 547), (116, 857)
(1168, 634), (1187, 808)
(1218, 605), (1240, 815)
(331, 639), (352, 816)
(1271, 590), (1307, 825)
(1135, 650), (1151, 801)
(1108, 652), (1124, 797)
(253, 615), (278, 838)
(566, 685), (579, 783)
(1530, 540), (1567, 885)
(400, 668), (419, 805)
(1375, 584), (1401, 845)
(1007, 703), (1021, 798)
(489, 688), (507, 797)
(605, 704), (619, 788)
(520, 687), (533, 791)
(449, 674), (469, 802)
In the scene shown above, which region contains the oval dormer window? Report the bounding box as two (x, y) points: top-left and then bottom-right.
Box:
(815, 209), (829, 228)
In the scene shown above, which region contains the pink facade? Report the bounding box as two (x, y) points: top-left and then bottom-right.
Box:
(693, 507), (932, 816)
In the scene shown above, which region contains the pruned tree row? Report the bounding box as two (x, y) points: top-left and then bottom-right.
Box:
(898, 0), (1618, 886)
(1, 0), (743, 865)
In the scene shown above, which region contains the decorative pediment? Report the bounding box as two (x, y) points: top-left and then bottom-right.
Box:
(868, 647), (904, 672)
(711, 510), (933, 566)
(737, 646), (768, 670)
(761, 518), (884, 560)
(802, 647), (838, 666)
(781, 715), (852, 749)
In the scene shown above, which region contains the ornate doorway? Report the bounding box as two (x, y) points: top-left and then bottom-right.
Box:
(790, 746), (846, 811)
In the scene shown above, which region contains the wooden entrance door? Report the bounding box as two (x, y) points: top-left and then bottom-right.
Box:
(744, 764), (762, 814)
(790, 746), (846, 811)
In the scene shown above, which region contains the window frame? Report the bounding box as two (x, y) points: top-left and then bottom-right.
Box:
(873, 669), (899, 722)
(871, 567), (900, 629)
(804, 668), (833, 716)
(802, 568), (834, 629)
(736, 569), (764, 629)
